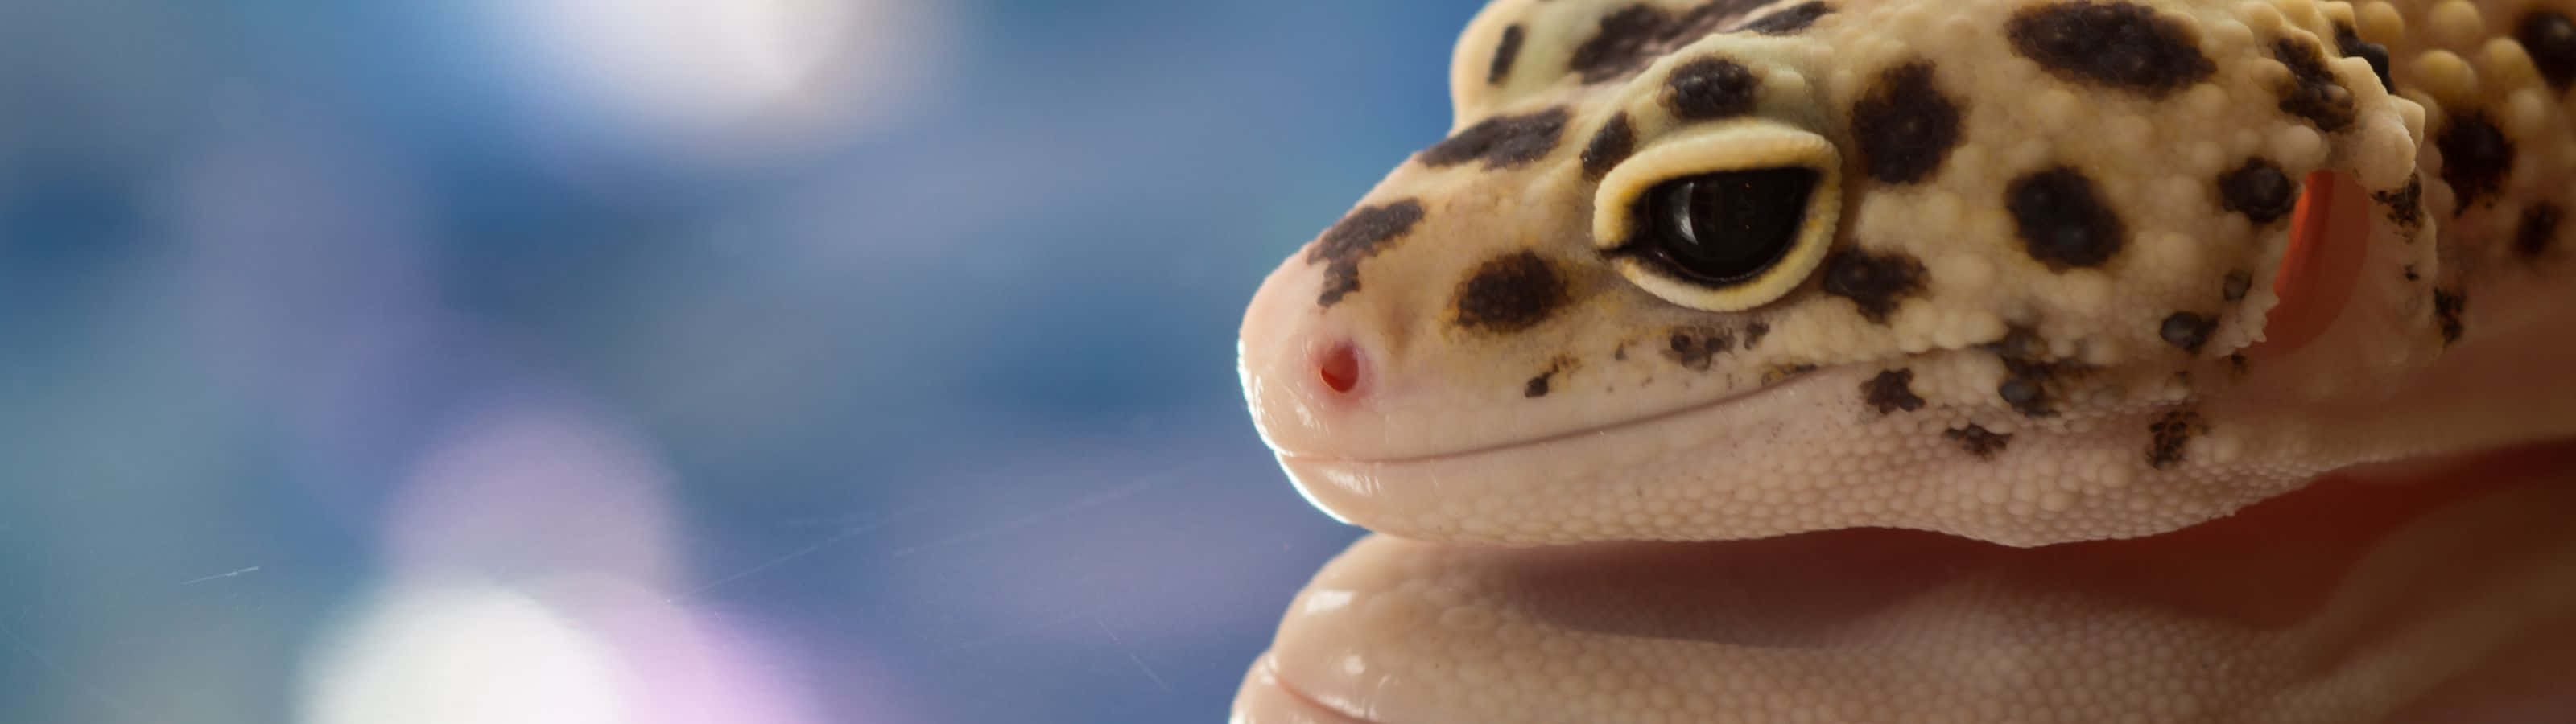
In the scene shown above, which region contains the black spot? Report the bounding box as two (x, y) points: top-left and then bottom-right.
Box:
(2517, 203), (2563, 259)
(2334, 23), (2392, 92)
(1525, 368), (1555, 398)
(1454, 251), (1570, 332)
(1489, 25), (1527, 84)
(1569, 5), (1676, 82)
(2008, 167), (2128, 270)
(1663, 327), (1735, 371)
(2008, 0), (2215, 97)
(2403, 264), (2420, 282)
(2373, 174), (2423, 232)
(1422, 107), (1571, 170)
(2223, 270), (2252, 301)
(2273, 37), (2356, 132)
(2518, 10), (2576, 90)
(1998, 377), (2050, 417)
(2217, 157), (2298, 224)
(2147, 409), (2207, 470)
(1997, 358), (2066, 418)
(1734, 2), (1832, 35)
(1862, 368), (1926, 414)
(1821, 248), (1927, 323)
(1307, 200), (1426, 306)
(1986, 327), (2073, 418)
(2227, 352), (2248, 375)
(1741, 321), (1771, 350)
(1765, 363), (1820, 384)
(1664, 56), (1761, 120)
(1667, 1), (1768, 39)
(2435, 113), (2514, 215)
(1583, 113), (1637, 179)
(1981, 324), (2048, 360)
(1567, 1), (1773, 82)
(1945, 425), (2013, 459)
(1850, 61), (1963, 185)
(2434, 287), (2466, 344)
(1657, 1), (1767, 58)
(2160, 311), (2216, 353)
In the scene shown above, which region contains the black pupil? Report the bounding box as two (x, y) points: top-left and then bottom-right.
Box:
(1636, 167), (1818, 284)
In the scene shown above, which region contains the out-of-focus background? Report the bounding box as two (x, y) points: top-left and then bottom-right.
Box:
(0, 2), (1487, 722)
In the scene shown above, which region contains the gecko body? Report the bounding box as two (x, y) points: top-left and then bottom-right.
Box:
(1235, 0), (2576, 720)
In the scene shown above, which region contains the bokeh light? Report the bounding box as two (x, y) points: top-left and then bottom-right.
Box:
(468, 0), (944, 162)
(0, 2), (1484, 722)
(302, 584), (634, 724)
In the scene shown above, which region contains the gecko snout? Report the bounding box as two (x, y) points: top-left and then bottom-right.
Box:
(1238, 251), (1390, 458)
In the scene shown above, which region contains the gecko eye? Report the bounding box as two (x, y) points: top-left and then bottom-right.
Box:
(1593, 121), (1841, 312)
(1631, 167), (1818, 284)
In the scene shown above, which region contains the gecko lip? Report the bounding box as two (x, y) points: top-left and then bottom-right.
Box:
(1281, 366), (1833, 467)
(1273, 364), (1857, 534)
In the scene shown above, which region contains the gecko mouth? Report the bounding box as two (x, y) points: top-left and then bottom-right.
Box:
(1282, 364), (1841, 467)
(1270, 364), (1860, 537)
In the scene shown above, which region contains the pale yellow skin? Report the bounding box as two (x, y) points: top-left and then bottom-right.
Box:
(1235, 0), (2576, 720)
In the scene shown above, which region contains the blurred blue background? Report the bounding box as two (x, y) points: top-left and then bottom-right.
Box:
(0, 2), (1486, 722)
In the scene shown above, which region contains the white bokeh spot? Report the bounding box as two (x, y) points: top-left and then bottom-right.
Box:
(477, 0), (943, 153)
(300, 583), (632, 724)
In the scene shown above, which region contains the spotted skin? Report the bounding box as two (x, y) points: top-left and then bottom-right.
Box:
(1579, 112), (1637, 177)
(1945, 422), (2014, 457)
(2436, 286), (2468, 343)
(2375, 171), (2425, 230)
(2146, 406), (2209, 468)
(2217, 156), (2300, 224)
(2436, 111), (2515, 212)
(1818, 247), (1927, 322)
(2006, 166), (2129, 269)
(1419, 107), (1571, 169)
(1241, 0), (2576, 720)
(1452, 250), (1571, 332)
(1304, 200), (1424, 306)
(1662, 326), (1736, 369)
(2272, 35), (2360, 130)
(2160, 310), (2219, 352)
(1862, 368), (1927, 413)
(1848, 60), (1965, 184)
(1662, 56), (1763, 119)
(1490, 24), (1528, 84)
(2519, 201), (2565, 257)
(2006, 0), (2216, 96)
(2336, 21), (2397, 89)
(1739, 1), (1838, 33)
(2520, 10), (2576, 89)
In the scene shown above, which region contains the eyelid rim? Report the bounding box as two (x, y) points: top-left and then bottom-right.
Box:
(1591, 120), (1843, 312)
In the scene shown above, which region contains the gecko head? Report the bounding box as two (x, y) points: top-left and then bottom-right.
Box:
(1241, 0), (2431, 546)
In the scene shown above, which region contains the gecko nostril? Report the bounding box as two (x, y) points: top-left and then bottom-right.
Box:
(1317, 342), (1364, 394)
